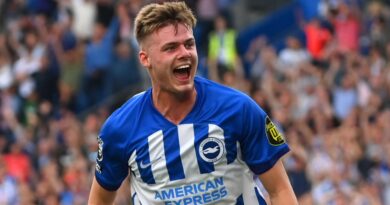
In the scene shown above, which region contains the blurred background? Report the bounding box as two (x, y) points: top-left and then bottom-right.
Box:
(0, 0), (389, 204)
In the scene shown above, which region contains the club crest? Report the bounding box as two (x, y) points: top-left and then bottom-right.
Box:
(199, 137), (225, 163)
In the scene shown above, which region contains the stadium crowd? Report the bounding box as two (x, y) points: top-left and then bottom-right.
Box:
(0, 0), (389, 204)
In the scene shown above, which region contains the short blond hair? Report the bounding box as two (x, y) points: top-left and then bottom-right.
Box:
(134, 1), (196, 45)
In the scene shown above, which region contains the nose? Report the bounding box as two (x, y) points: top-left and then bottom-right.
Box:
(178, 44), (191, 59)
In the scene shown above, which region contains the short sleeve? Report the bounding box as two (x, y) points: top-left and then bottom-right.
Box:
(239, 99), (290, 175)
(94, 118), (129, 191)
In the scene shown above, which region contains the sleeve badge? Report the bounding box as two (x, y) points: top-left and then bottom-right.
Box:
(265, 116), (285, 146)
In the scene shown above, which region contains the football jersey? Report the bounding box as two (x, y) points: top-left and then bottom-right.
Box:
(95, 76), (290, 205)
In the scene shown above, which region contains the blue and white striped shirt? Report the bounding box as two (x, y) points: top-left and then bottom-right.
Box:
(95, 76), (289, 204)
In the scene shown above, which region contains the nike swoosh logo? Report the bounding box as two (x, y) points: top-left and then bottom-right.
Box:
(139, 157), (162, 169)
(140, 161), (152, 169)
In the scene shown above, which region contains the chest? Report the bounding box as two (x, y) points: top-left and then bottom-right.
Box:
(128, 123), (238, 185)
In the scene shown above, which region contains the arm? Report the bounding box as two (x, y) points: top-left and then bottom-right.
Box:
(259, 160), (298, 205)
(88, 176), (117, 205)
(89, 113), (130, 205)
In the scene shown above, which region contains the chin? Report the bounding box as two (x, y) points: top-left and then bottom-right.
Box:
(178, 84), (194, 92)
(174, 83), (194, 94)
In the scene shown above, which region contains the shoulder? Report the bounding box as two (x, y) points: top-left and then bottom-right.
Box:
(100, 90), (149, 141)
(196, 76), (260, 111)
(196, 76), (250, 100)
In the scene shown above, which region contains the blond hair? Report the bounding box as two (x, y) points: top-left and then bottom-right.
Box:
(134, 1), (196, 45)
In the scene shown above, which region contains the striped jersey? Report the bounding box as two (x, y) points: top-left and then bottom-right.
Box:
(95, 76), (290, 204)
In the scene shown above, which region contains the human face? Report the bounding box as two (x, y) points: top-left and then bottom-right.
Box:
(139, 23), (198, 96)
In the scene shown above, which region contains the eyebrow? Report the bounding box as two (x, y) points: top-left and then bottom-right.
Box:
(161, 38), (195, 50)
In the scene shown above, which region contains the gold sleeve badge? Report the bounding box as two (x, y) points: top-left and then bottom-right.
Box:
(265, 116), (285, 146)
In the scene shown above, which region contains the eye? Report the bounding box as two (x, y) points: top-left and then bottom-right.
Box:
(185, 41), (194, 49)
(164, 45), (177, 52)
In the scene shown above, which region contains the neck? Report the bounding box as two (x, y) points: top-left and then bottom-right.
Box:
(152, 89), (197, 125)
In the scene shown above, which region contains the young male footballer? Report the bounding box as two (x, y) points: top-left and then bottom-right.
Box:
(88, 1), (298, 204)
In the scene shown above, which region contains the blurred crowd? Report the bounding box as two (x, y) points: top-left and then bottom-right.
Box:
(242, 1), (390, 205)
(0, 0), (389, 204)
(0, 0), (150, 204)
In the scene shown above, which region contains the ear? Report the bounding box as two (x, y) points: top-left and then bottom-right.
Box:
(139, 50), (150, 68)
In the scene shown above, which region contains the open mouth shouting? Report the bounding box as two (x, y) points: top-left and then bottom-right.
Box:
(173, 64), (191, 82)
